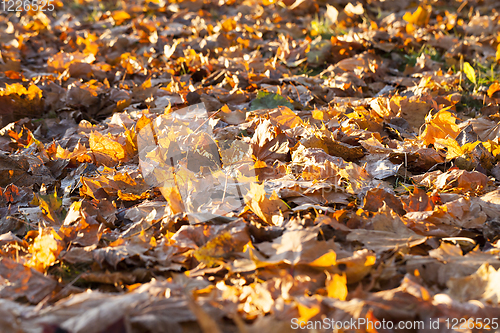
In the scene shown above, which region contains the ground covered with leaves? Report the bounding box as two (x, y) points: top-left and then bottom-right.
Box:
(3, 0), (500, 332)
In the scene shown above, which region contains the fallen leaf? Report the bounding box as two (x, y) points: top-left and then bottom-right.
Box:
(326, 272), (347, 300)
(244, 182), (288, 226)
(419, 109), (461, 146)
(447, 263), (500, 303)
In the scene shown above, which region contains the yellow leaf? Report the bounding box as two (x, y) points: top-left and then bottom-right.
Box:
(463, 62), (476, 84)
(89, 131), (128, 161)
(434, 137), (463, 160)
(123, 128), (137, 157)
(26, 228), (64, 273)
(311, 109), (327, 121)
(483, 140), (500, 156)
(221, 18), (237, 32)
(136, 114), (152, 135)
(31, 192), (63, 225)
(462, 141), (481, 154)
(309, 251), (337, 267)
(403, 5), (432, 27)
(406, 22), (415, 34)
(159, 186), (185, 214)
(112, 10), (131, 25)
(419, 108), (461, 146)
(364, 255), (376, 266)
(297, 303), (320, 323)
(326, 272), (348, 300)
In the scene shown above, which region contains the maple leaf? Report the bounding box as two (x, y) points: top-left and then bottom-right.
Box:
(250, 119), (290, 165)
(89, 131), (129, 164)
(434, 137), (481, 160)
(268, 106), (303, 130)
(25, 228), (64, 273)
(244, 182), (288, 226)
(419, 109), (461, 146)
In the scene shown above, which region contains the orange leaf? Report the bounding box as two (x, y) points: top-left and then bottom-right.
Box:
(419, 108), (461, 146)
(488, 82), (500, 98)
(403, 5), (432, 27)
(244, 182), (288, 226)
(309, 251), (337, 267)
(112, 10), (131, 25)
(297, 303), (320, 323)
(117, 190), (149, 201)
(326, 272), (348, 300)
(89, 131), (128, 162)
(269, 107), (303, 129)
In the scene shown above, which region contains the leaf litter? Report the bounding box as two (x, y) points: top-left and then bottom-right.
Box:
(2, 0), (500, 332)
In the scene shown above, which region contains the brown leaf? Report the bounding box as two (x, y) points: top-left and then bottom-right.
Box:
(244, 182), (288, 226)
(0, 258), (57, 303)
(447, 263), (500, 303)
(402, 187), (434, 213)
(470, 117), (500, 142)
(251, 119), (290, 165)
(434, 169), (488, 194)
(347, 205), (427, 253)
(363, 188), (405, 215)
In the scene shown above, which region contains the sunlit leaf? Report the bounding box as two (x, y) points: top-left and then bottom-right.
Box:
(297, 302), (320, 323)
(244, 182), (288, 226)
(419, 108), (461, 146)
(112, 10), (131, 25)
(89, 131), (129, 162)
(403, 5), (432, 27)
(463, 62), (476, 85)
(326, 272), (347, 300)
(26, 228), (64, 273)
